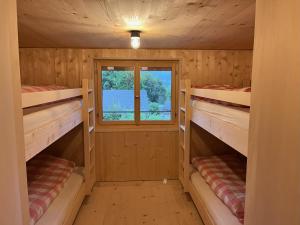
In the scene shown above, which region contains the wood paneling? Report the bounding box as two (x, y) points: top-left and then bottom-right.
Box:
(190, 122), (235, 158)
(245, 1), (300, 225)
(45, 124), (84, 167)
(17, 0), (255, 49)
(0, 0), (29, 224)
(19, 48), (253, 88)
(96, 131), (178, 181)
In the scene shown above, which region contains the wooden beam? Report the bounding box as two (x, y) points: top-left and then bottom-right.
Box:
(245, 1), (300, 224)
(0, 0), (29, 224)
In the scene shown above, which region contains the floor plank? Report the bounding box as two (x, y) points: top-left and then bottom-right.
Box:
(74, 180), (204, 225)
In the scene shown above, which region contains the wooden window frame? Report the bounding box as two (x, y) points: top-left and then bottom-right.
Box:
(95, 60), (177, 126)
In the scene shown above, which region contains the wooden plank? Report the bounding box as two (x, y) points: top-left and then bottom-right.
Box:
(188, 179), (216, 225)
(63, 182), (86, 225)
(22, 88), (82, 108)
(19, 49), (253, 89)
(0, 0), (30, 224)
(183, 80), (191, 192)
(190, 122), (235, 159)
(191, 108), (248, 157)
(96, 131), (178, 181)
(24, 108), (83, 161)
(191, 88), (251, 106)
(17, 0), (255, 49)
(245, 1), (300, 225)
(74, 181), (204, 225)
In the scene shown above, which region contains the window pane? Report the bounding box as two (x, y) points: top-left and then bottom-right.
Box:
(140, 67), (172, 121)
(102, 66), (134, 121)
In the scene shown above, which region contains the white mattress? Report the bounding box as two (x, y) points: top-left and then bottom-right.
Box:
(23, 99), (82, 133)
(36, 168), (84, 225)
(190, 171), (242, 225)
(191, 100), (249, 130)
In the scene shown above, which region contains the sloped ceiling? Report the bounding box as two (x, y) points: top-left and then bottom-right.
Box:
(17, 0), (255, 49)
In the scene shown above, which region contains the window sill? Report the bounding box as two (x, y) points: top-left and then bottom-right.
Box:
(95, 124), (179, 133)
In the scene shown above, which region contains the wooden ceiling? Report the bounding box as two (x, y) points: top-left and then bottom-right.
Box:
(17, 0), (255, 49)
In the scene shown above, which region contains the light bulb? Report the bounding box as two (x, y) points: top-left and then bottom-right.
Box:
(130, 30), (141, 49)
(131, 36), (140, 49)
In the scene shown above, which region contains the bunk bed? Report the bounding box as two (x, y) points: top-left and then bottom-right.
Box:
(179, 80), (250, 225)
(22, 80), (96, 225)
(190, 84), (250, 157)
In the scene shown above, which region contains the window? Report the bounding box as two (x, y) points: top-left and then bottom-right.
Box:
(96, 60), (177, 124)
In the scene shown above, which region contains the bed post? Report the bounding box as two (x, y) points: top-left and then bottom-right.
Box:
(82, 79), (96, 194)
(179, 79), (191, 192)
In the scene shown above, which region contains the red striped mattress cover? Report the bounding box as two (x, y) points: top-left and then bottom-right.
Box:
(27, 155), (75, 225)
(22, 85), (68, 93)
(192, 154), (247, 223)
(192, 84), (251, 92)
(191, 84), (251, 108)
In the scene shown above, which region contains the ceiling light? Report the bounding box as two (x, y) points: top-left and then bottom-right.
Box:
(130, 30), (141, 49)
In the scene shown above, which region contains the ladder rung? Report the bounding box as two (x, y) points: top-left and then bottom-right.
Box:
(89, 126), (94, 132)
(180, 125), (185, 131)
(179, 175), (184, 185)
(89, 144), (95, 152)
(180, 144), (185, 150)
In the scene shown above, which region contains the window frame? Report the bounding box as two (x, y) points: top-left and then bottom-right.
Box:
(96, 60), (177, 125)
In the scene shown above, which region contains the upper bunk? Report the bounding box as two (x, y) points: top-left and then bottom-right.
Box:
(22, 85), (83, 108)
(190, 84), (251, 107)
(22, 82), (92, 161)
(181, 80), (251, 157)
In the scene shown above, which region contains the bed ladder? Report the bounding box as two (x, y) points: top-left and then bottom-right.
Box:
(179, 79), (191, 192)
(82, 79), (96, 194)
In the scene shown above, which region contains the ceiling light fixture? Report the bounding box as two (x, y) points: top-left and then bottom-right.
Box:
(130, 30), (141, 49)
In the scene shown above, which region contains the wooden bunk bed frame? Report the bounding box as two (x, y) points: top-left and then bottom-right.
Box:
(22, 79), (96, 225)
(22, 88), (82, 108)
(179, 79), (249, 225)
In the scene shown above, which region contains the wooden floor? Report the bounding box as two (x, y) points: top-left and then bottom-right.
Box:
(74, 180), (204, 225)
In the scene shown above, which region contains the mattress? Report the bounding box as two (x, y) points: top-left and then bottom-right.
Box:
(28, 155), (76, 225)
(22, 85), (67, 93)
(191, 171), (242, 225)
(192, 155), (246, 223)
(23, 99), (83, 161)
(191, 99), (249, 130)
(35, 167), (84, 225)
(192, 84), (251, 92)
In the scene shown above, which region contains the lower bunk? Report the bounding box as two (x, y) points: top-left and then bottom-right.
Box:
(188, 154), (246, 225)
(27, 155), (86, 225)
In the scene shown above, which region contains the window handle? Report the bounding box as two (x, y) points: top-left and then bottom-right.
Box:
(135, 95), (140, 99)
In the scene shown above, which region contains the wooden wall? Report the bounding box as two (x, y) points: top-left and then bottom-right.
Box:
(245, 1), (300, 225)
(96, 131), (178, 181)
(19, 49), (252, 88)
(190, 122), (235, 158)
(19, 48), (252, 181)
(0, 0), (29, 224)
